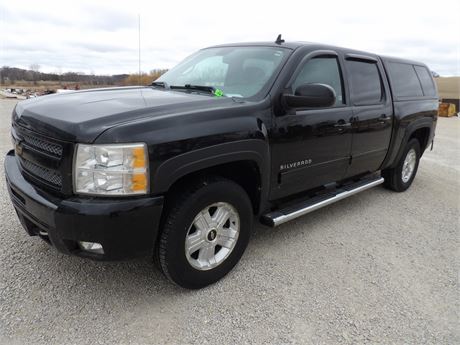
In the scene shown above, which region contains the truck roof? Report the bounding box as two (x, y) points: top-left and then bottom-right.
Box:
(207, 41), (428, 68)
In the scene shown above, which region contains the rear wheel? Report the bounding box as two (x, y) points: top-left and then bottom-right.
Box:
(382, 138), (421, 192)
(157, 177), (253, 289)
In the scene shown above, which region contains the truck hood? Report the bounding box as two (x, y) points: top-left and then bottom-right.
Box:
(14, 86), (235, 142)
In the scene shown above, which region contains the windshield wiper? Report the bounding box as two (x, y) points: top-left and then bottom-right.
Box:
(151, 81), (169, 89)
(170, 84), (222, 96)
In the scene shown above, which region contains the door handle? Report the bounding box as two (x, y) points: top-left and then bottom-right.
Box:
(334, 120), (352, 128)
(379, 114), (392, 124)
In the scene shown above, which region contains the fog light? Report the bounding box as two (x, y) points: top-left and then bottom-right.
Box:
(78, 241), (104, 254)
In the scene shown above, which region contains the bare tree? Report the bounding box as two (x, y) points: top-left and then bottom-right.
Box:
(30, 64), (40, 71)
(0, 67), (5, 85)
(30, 64), (41, 85)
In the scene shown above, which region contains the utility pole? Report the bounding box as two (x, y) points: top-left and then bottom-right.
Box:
(138, 14), (141, 85)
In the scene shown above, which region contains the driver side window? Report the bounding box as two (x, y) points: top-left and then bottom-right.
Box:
(293, 56), (345, 106)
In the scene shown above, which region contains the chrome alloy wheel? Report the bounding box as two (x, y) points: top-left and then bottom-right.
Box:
(402, 148), (417, 183)
(185, 202), (240, 271)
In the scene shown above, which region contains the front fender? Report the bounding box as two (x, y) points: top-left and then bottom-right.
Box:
(152, 139), (270, 200)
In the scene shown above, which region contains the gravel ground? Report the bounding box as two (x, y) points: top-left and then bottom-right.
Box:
(0, 98), (458, 345)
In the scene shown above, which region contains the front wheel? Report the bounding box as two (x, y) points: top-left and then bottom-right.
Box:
(157, 177), (253, 289)
(382, 138), (421, 192)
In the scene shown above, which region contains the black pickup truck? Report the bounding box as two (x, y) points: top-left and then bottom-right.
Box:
(5, 38), (438, 288)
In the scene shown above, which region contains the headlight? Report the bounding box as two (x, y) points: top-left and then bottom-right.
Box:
(74, 143), (149, 196)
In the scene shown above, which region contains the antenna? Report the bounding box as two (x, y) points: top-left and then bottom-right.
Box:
(138, 14), (141, 85)
(275, 34), (285, 45)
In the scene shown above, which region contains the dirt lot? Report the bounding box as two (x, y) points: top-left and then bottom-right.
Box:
(0, 99), (458, 345)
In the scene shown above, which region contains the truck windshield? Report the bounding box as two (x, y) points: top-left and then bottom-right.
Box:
(155, 47), (288, 98)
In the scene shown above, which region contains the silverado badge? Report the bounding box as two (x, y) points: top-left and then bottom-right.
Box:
(280, 159), (312, 171)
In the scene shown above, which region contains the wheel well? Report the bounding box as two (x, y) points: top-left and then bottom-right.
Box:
(409, 127), (430, 154)
(166, 160), (262, 214)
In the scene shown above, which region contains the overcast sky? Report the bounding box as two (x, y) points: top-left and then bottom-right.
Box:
(1, 0), (459, 76)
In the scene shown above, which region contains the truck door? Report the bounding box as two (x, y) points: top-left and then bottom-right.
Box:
(270, 51), (353, 200)
(343, 55), (393, 177)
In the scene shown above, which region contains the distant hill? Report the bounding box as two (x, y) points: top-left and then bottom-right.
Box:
(435, 77), (460, 100)
(435, 77), (460, 112)
(0, 66), (168, 93)
(0, 66), (130, 85)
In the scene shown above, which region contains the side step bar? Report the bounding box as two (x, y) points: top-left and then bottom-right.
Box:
(261, 176), (384, 227)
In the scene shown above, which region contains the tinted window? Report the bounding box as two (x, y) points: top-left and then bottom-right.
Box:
(293, 56), (344, 106)
(346, 60), (383, 105)
(414, 66), (436, 97)
(387, 62), (423, 98)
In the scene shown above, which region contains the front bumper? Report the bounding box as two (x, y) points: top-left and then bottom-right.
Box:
(5, 150), (164, 260)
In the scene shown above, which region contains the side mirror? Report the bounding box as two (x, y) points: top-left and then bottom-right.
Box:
(284, 83), (336, 108)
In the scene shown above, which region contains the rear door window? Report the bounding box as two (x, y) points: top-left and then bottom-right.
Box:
(346, 60), (383, 105)
(387, 62), (424, 98)
(414, 66), (437, 97)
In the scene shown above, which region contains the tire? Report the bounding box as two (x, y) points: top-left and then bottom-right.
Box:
(157, 177), (253, 289)
(382, 138), (421, 192)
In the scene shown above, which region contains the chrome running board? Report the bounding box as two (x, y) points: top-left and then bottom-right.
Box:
(261, 176), (384, 227)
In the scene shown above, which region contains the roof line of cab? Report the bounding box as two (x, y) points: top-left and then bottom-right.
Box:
(205, 41), (428, 68)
